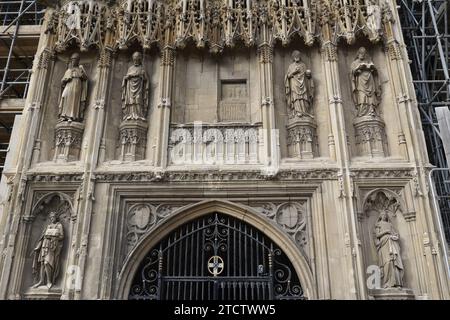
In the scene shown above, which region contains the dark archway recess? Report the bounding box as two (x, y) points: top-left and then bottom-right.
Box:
(129, 212), (305, 300)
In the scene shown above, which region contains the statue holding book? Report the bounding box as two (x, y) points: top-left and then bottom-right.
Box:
(351, 47), (381, 117)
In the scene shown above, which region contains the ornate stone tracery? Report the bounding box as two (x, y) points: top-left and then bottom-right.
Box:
(47, 0), (396, 54)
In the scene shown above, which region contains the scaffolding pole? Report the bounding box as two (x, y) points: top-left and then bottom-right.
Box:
(399, 0), (450, 241)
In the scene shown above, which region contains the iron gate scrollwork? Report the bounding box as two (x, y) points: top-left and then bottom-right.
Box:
(129, 213), (305, 300)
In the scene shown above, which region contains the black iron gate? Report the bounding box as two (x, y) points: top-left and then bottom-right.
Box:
(129, 213), (304, 300)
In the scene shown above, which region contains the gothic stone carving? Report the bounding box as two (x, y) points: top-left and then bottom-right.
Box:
(94, 168), (338, 183)
(374, 211), (404, 288)
(285, 51), (314, 120)
(286, 118), (318, 160)
(366, 0), (382, 42)
(354, 116), (388, 158)
(58, 53), (88, 122)
(351, 47), (388, 157)
(364, 190), (405, 289)
(26, 193), (73, 293)
(244, 201), (310, 259)
(118, 121), (148, 162)
(53, 120), (85, 163)
(50, 1), (392, 54)
(118, 51), (149, 162)
(121, 52), (149, 121)
(285, 50), (317, 159)
(53, 52), (88, 163)
(32, 212), (64, 289)
(351, 47), (381, 118)
(125, 203), (183, 255)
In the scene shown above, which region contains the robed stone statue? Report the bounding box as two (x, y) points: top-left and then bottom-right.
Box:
(58, 53), (88, 122)
(121, 51), (149, 121)
(367, 0), (382, 41)
(285, 50), (314, 119)
(351, 47), (381, 117)
(32, 212), (64, 289)
(374, 211), (404, 288)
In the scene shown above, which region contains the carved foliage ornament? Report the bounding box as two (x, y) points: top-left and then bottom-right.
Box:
(50, 1), (396, 54)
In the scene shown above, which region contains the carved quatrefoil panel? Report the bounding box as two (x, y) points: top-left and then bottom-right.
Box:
(243, 201), (309, 258)
(125, 203), (183, 255)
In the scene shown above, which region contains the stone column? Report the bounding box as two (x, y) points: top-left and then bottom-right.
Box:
(61, 48), (113, 300)
(152, 7), (176, 169)
(258, 43), (279, 173)
(319, 6), (367, 298)
(153, 47), (175, 168)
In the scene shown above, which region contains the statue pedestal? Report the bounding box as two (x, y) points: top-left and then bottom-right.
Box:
(54, 121), (85, 163)
(23, 286), (62, 300)
(286, 118), (317, 159)
(370, 288), (415, 300)
(353, 115), (388, 158)
(118, 120), (148, 161)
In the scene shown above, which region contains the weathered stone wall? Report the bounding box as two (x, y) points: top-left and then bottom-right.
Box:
(0, 0), (448, 300)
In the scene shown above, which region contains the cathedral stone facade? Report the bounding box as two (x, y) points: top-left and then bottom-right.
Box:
(0, 0), (449, 300)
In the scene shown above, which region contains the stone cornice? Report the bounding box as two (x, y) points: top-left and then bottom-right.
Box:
(45, 0), (398, 54)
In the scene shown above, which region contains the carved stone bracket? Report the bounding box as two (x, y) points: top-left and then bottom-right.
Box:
(118, 120), (148, 162)
(53, 121), (85, 163)
(286, 118), (318, 159)
(354, 116), (388, 158)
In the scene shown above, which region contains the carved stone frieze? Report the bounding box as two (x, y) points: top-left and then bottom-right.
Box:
(27, 174), (84, 183)
(352, 169), (413, 179)
(47, 1), (396, 54)
(94, 168), (338, 183)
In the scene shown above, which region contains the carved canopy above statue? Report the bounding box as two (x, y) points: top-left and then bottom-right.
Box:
(44, 0), (394, 54)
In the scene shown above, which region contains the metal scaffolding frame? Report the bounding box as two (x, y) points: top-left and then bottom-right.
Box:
(399, 0), (450, 241)
(0, 0), (44, 174)
(0, 0), (44, 100)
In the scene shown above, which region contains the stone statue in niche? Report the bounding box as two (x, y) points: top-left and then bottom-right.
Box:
(121, 51), (149, 121)
(58, 52), (88, 122)
(351, 47), (387, 157)
(366, 0), (382, 42)
(351, 47), (381, 117)
(285, 50), (314, 119)
(32, 212), (64, 289)
(285, 50), (317, 159)
(374, 211), (404, 288)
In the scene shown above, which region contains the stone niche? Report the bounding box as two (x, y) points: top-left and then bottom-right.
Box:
(21, 193), (73, 299)
(358, 189), (415, 299)
(37, 51), (95, 164)
(273, 45), (328, 161)
(338, 44), (403, 161)
(101, 50), (160, 163)
(172, 48), (260, 125)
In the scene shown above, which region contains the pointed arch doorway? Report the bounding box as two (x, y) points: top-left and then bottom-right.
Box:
(128, 212), (305, 300)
